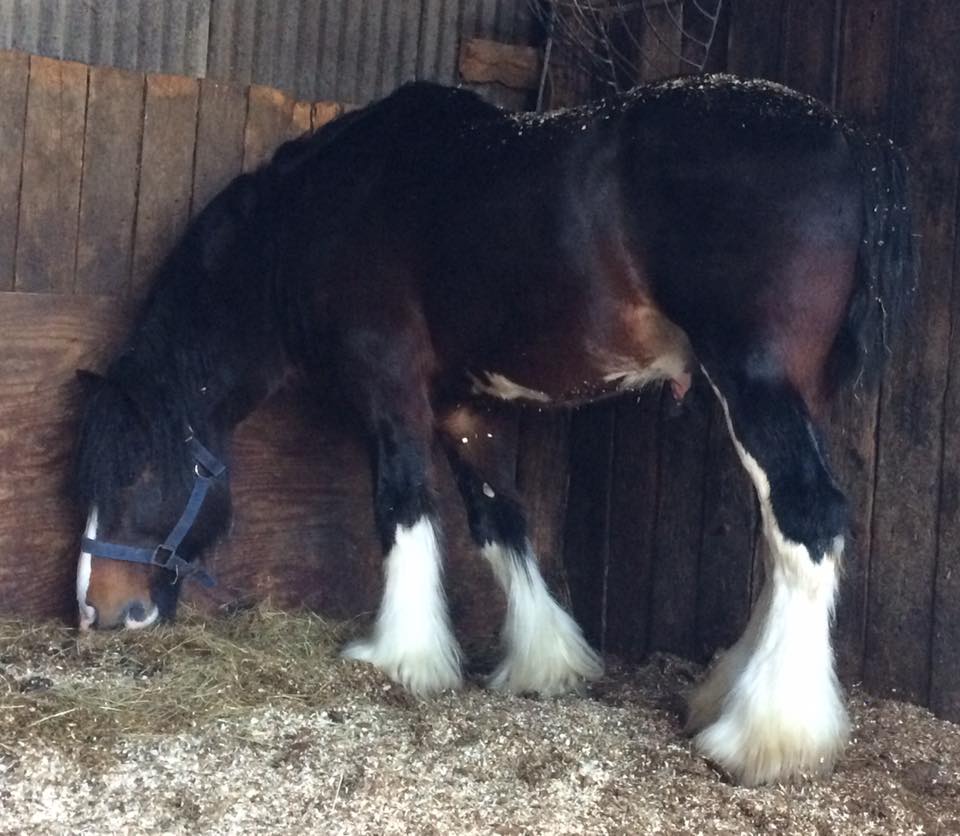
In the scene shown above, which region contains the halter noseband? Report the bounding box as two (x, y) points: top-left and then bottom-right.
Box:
(81, 435), (226, 588)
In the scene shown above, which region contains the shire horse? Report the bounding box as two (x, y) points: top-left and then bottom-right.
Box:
(73, 75), (913, 786)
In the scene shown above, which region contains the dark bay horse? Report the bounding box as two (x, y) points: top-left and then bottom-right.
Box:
(73, 75), (913, 786)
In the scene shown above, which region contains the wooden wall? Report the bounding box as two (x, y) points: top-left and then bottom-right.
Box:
(562, 0), (960, 721)
(0, 49), (573, 658)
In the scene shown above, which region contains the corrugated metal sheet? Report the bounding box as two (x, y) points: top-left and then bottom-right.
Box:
(0, 0), (538, 104)
(0, 0), (210, 76)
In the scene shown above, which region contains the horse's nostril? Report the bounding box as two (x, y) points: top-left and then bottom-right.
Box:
(126, 602), (148, 623)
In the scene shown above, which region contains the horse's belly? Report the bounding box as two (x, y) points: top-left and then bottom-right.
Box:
(467, 303), (695, 406)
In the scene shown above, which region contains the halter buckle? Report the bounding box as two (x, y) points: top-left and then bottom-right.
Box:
(151, 544), (182, 582)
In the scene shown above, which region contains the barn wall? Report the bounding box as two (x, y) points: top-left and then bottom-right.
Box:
(3, 0), (960, 723)
(562, 0), (960, 720)
(0, 0), (535, 104)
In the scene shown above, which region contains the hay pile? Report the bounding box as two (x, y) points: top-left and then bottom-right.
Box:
(2, 609), (960, 834)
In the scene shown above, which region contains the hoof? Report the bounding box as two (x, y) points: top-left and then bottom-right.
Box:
(487, 606), (603, 697)
(691, 677), (850, 786)
(343, 636), (463, 697)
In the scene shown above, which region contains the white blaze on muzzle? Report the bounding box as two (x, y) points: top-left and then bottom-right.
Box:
(77, 507), (98, 630)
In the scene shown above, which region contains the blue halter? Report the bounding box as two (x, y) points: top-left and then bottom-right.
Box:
(81, 435), (226, 588)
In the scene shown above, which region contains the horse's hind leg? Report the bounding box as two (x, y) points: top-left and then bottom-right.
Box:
(687, 356), (849, 786)
(438, 405), (602, 695)
(339, 321), (462, 696)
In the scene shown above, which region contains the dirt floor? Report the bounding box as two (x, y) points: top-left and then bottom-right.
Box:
(1, 610), (959, 835)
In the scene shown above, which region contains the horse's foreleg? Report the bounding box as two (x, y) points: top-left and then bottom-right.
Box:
(688, 363), (849, 786)
(439, 405), (602, 696)
(339, 331), (461, 695)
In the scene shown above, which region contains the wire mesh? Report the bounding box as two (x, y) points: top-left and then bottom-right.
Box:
(530, 0), (724, 104)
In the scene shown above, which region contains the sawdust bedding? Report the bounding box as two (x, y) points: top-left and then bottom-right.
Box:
(1, 609), (958, 835)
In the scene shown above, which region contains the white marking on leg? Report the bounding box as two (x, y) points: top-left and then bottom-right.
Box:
(469, 372), (551, 403)
(343, 517), (462, 696)
(76, 508), (98, 631)
(482, 542), (602, 696)
(600, 353), (689, 393)
(690, 379), (849, 785)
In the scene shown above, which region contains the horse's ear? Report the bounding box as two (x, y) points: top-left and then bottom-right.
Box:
(75, 369), (107, 394)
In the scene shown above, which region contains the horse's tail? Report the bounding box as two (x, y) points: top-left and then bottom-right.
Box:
(827, 129), (917, 391)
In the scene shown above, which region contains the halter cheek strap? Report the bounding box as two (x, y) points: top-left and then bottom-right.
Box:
(81, 436), (226, 588)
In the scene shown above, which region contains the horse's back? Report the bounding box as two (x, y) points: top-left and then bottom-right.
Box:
(391, 77), (864, 406)
(274, 75), (868, 408)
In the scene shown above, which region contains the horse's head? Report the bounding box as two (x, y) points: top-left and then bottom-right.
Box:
(73, 371), (230, 630)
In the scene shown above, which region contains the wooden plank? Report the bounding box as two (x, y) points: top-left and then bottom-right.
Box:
(649, 382), (711, 658)
(837, 0), (898, 127)
(243, 84), (295, 172)
(131, 73), (199, 296)
(913, 1), (960, 716)
(0, 291), (133, 621)
(312, 101), (343, 130)
(932, 173), (960, 720)
(0, 50), (28, 291)
(562, 403), (616, 650)
(75, 65), (145, 296)
(725, 0), (785, 80)
(458, 37), (541, 90)
(14, 55), (87, 294)
(781, 0), (840, 101)
(191, 78), (247, 217)
(866, 0), (960, 705)
(824, 0), (898, 684)
(516, 410), (572, 602)
(604, 394), (659, 660)
(191, 388), (382, 621)
(291, 100), (312, 137)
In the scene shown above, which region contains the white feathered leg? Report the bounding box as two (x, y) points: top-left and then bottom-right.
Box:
(482, 542), (602, 696)
(689, 391), (849, 785)
(343, 517), (462, 696)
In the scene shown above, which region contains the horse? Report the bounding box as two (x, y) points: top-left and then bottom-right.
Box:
(72, 74), (913, 786)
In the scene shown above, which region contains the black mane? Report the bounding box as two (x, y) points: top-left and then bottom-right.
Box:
(73, 158), (281, 517)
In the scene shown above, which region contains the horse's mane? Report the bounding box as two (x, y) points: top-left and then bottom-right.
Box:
(71, 168), (271, 514)
(71, 83), (503, 516)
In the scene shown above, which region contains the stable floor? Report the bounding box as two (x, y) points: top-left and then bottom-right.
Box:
(1, 611), (958, 835)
